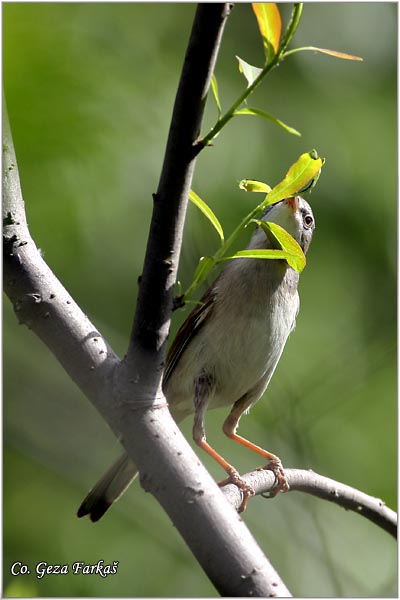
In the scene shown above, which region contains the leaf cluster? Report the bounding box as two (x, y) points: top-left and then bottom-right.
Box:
(180, 2), (361, 306)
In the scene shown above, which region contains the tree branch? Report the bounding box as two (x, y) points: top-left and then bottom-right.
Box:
(221, 468), (397, 539)
(3, 98), (122, 435)
(123, 2), (231, 375)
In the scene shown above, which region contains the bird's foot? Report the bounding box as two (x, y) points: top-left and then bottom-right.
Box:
(218, 468), (255, 513)
(258, 458), (290, 498)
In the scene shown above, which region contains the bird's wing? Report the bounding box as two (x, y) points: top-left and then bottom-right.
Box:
(163, 288), (216, 386)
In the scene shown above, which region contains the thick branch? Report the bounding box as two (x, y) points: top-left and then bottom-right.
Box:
(221, 468), (397, 539)
(3, 101), (122, 435)
(124, 3), (231, 375)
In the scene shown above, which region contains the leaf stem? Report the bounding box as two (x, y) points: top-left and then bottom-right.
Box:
(182, 3), (307, 301)
(200, 59), (278, 146)
(278, 3), (303, 56)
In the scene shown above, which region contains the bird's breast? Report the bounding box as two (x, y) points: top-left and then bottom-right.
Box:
(167, 259), (300, 414)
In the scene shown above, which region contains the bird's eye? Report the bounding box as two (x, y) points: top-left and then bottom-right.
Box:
(303, 214), (314, 229)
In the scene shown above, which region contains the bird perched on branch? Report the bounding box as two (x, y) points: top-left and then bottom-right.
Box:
(78, 195), (315, 521)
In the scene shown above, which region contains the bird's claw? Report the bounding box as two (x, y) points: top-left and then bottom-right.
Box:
(218, 469), (255, 513)
(258, 458), (289, 498)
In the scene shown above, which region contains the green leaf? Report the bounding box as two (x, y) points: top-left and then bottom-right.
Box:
(236, 56), (263, 87)
(284, 46), (363, 61)
(219, 247), (305, 273)
(263, 150), (325, 208)
(252, 3), (282, 63)
(219, 249), (292, 261)
(192, 255), (214, 284)
(189, 189), (224, 244)
(239, 179), (272, 194)
(182, 255), (215, 300)
(211, 74), (222, 118)
(254, 220), (306, 272)
(297, 165), (322, 193)
(218, 249), (287, 262)
(233, 107), (301, 136)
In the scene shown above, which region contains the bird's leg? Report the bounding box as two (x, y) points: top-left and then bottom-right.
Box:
(223, 397), (290, 497)
(193, 373), (255, 512)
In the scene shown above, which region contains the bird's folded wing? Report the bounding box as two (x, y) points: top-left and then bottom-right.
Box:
(163, 288), (216, 385)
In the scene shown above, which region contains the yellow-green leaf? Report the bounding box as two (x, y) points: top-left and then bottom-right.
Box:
(183, 255), (215, 300)
(252, 3), (282, 62)
(239, 179), (272, 193)
(285, 46), (363, 61)
(263, 150), (325, 208)
(189, 189), (224, 244)
(254, 220), (306, 272)
(219, 247), (305, 272)
(220, 249), (291, 261)
(234, 107), (301, 136)
(192, 255), (214, 284)
(308, 46), (363, 61)
(211, 74), (222, 118)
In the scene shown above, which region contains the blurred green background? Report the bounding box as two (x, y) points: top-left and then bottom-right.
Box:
(3, 3), (396, 597)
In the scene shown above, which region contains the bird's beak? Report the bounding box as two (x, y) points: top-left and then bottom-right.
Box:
(286, 197), (299, 213)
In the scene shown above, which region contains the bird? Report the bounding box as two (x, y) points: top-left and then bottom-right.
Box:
(78, 195), (315, 521)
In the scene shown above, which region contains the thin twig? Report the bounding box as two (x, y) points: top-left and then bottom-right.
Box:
(221, 468), (397, 539)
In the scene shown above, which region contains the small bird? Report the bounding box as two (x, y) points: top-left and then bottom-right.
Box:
(78, 195), (315, 521)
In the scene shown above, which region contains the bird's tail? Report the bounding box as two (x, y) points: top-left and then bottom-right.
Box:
(77, 452), (138, 522)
